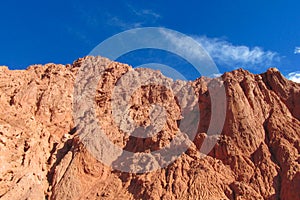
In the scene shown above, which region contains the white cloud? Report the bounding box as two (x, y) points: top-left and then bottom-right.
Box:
(294, 47), (300, 54)
(73, 2), (160, 31)
(140, 9), (161, 19)
(160, 30), (211, 61)
(158, 30), (280, 75)
(107, 16), (142, 30)
(287, 71), (300, 83)
(195, 36), (280, 71)
(210, 73), (222, 78)
(105, 4), (161, 30)
(107, 6), (160, 30)
(127, 4), (161, 19)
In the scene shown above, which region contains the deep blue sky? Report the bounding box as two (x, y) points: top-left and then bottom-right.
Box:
(1, 0), (300, 80)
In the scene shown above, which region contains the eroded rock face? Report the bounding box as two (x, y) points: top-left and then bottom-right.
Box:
(0, 57), (299, 200)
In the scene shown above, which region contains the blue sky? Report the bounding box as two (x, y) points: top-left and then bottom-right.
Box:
(1, 0), (300, 81)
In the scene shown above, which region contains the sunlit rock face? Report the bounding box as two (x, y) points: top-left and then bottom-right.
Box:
(0, 56), (299, 200)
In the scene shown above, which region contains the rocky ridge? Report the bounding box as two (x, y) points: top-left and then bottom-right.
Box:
(0, 56), (299, 199)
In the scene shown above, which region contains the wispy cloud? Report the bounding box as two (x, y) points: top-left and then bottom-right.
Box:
(107, 16), (142, 30)
(127, 4), (161, 19)
(211, 73), (223, 78)
(73, 2), (161, 31)
(158, 30), (280, 74)
(140, 9), (161, 19)
(294, 47), (300, 54)
(195, 36), (280, 71)
(108, 4), (161, 30)
(287, 71), (300, 83)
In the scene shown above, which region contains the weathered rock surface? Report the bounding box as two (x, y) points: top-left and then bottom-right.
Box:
(0, 57), (299, 199)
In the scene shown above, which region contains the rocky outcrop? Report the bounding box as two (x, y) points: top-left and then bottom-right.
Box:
(0, 57), (299, 199)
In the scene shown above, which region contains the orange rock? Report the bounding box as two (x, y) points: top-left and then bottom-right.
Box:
(0, 56), (299, 199)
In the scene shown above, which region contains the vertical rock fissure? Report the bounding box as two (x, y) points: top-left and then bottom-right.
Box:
(263, 112), (282, 199)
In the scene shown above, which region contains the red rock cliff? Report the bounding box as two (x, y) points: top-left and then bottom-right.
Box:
(0, 57), (299, 200)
